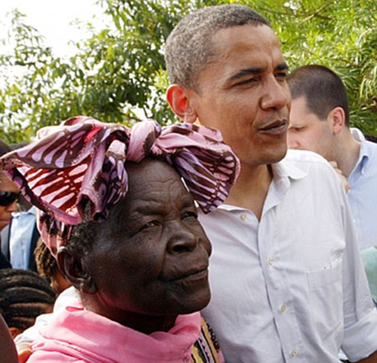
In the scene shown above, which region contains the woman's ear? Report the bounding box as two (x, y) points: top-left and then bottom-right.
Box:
(56, 247), (97, 294)
(166, 84), (197, 123)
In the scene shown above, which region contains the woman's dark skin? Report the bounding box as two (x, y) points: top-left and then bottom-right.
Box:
(0, 314), (18, 363)
(58, 159), (212, 335)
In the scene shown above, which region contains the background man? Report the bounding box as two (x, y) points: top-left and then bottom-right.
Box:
(287, 64), (377, 250)
(165, 5), (377, 362)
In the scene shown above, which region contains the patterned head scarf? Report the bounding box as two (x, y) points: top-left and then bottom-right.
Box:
(1, 116), (240, 256)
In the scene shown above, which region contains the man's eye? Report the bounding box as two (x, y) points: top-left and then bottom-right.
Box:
(234, 78), (258, 87)
(276, 72), (287, 81)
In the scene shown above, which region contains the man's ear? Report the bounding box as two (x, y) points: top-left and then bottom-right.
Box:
(56, 247), (97, 294)
(328, 107), (346, 135)
(166, 84), (197, 123)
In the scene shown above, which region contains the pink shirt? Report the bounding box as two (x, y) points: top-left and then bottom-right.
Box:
(28, 301), (201, 363)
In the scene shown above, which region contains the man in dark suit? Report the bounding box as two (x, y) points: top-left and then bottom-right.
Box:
(0, 249), (11, 269)
(1, 202), (39, 272)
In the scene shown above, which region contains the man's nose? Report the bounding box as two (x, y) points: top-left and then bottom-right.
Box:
(260, 77), (290, 111)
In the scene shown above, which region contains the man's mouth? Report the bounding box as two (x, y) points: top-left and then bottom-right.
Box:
(259, 119), (288, 134)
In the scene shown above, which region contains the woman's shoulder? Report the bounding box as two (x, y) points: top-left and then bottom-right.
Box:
(191, 317), (225, 363)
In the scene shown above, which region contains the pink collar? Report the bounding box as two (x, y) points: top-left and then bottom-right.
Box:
(32, 301), (201, 362)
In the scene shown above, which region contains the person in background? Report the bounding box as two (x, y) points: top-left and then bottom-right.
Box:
(362, 247), (377, 305)
(165, 4), (377, 362)
(34, 238), (71, 295)
(1, 116), (239, 363)
(1, 142), (40, 272)
(0, 268), (56, 338)
(1, 204), (39, 272)
(0, 243), (12, 268)
(287, 64), (377, 250)
(0, 140), (20, 269)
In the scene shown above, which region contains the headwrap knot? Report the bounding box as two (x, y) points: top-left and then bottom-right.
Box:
(1, 116), (240, 256)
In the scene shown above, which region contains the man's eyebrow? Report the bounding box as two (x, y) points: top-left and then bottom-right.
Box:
(228, 67), (264, 82)
(276, 62), (289, 71)
(228, 62), (289, 82)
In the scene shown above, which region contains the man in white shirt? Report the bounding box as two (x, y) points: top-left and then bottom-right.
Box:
(165, 4), (377, 362)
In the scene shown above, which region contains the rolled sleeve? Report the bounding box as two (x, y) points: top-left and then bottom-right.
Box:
(342, 307), (377, 361)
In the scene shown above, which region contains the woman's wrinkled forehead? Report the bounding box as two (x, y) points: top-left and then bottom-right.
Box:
(105, 159), (194, 232)
(124, 159), (190, 202)
(127, 158), (180, 183)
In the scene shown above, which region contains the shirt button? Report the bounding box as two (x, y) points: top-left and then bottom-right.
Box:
(280, 304), (287, 313)
(268, 257), (274, 266)
(290, 349), (298, 356)
(240, 214), (248, 220)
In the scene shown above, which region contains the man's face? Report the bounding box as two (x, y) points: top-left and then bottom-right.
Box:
(287, 96), (334, 160)
(188, 24), (291, 167)
(85, 160), (212, 320)
(0, 172), (19, 231)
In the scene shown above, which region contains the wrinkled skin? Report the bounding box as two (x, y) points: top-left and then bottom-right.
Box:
(60, 159), (212, 333)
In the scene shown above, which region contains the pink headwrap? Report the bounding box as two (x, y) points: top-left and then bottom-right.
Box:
(1, 116), (239, 255)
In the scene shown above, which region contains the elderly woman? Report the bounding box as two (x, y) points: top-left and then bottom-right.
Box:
(1, 117), (239, 363)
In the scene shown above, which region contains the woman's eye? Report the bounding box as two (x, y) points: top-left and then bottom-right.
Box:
(140, 220), (159, 231)
(182, 211), (198, 220)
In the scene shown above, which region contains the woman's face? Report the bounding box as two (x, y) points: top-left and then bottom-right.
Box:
(83, 160), (212, 320)
(0, 171), (20, 231)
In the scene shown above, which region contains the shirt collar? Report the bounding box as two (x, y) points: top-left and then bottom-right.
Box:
(350, 127), (370, 174)
(12, 205), (37, 218)
(218, 150), (308, 211)
(271, 149), (308, 184)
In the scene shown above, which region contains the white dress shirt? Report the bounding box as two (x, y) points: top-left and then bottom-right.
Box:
(200, 149), (377, 363)
(10, 206), (36, 269)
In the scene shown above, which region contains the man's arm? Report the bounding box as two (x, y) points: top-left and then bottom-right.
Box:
(355, 351), (377, 362)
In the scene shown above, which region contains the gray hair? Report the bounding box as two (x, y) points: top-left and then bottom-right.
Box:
(165, 4), (270, 91)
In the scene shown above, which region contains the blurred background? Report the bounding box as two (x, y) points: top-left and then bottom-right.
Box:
(0, 0), (376, 143)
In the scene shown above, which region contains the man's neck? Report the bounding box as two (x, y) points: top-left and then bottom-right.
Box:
(225, 163), (273, 220)
(336, 130), (361, 178)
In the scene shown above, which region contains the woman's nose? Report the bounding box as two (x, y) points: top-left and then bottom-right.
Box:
(166, 222), (199, 254)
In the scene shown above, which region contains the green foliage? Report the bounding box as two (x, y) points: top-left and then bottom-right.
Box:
(0, 0), (376, 143)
